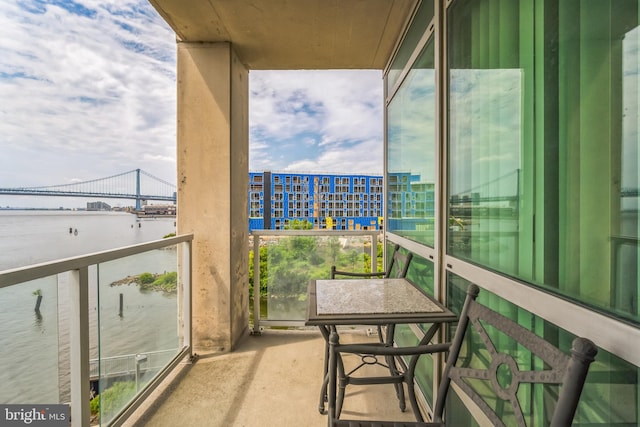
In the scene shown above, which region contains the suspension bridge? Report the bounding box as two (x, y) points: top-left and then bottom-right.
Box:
(0, 169), (176, 210)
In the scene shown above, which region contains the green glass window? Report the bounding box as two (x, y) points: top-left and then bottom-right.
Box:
(447, 0), (529, 278)
(447, 0), (640, 324)
(405, 253), (435, 296)
(391, 249), (437, 405)
(387, 40), (436, 246)
(384, 0), (639, 423)
(394, 324), (435, 404)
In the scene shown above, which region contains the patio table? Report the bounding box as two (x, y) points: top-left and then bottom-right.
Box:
(305, 278), (458, 415)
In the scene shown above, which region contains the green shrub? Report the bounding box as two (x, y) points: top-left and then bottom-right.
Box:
(90, 396), (99, 415)
(152, 271), (178, 292)
(138, 272), (155, 284)
(138, 271), (177, 292)
(91, 381), (136, 421)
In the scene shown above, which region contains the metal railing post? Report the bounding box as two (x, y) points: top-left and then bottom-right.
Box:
(68, 267), (90, 427)
(252, 235), (261, 334)
(371, 231), (378, 273)
(182, 240), (192, 354)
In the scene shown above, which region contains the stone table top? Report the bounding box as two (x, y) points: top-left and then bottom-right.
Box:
(315, 278), (443, 315)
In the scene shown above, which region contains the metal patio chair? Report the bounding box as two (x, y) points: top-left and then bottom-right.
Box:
(331, 243), (413, 280)
(327, 284), (598, 427)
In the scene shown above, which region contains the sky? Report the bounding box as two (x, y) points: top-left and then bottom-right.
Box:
(0, 0), (384, 208)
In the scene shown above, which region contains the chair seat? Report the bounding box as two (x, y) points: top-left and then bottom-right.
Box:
(332, 420), (443, 427)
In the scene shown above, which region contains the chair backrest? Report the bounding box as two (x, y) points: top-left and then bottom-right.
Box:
(433, 285), (597, 427)
(385, 243), (413, 278)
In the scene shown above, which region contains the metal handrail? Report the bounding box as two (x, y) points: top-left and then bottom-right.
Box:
(0, 234), (193, 288)
(89, 349), (179, 379)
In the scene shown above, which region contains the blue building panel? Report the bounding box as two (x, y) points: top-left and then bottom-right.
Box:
(249, 218), (264, 230)
(248, 171), (383, 231)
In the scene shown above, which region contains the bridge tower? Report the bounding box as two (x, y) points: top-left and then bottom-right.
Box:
(136, 168), (142, 210)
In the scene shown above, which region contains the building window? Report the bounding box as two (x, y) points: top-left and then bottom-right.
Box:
(384, 0), (639, 424)
(448, 0), (639, 325)
(387, 33), (436, 248)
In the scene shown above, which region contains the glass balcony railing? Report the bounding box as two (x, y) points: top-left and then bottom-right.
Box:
(0, 234), (193, 427)
(250, 229), (382, 332)
(0, 276), (60, 404)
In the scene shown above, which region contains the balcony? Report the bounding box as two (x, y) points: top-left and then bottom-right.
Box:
(2, 228), (632, 426)
(1, 229), (423, 426)
(0, 226), (635, 427)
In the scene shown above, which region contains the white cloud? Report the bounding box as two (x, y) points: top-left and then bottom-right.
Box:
(284, 137), (382, 175)
(250, 70), (384, 174)
(0, 0), (177, 195)
(0, 2), (385, 208)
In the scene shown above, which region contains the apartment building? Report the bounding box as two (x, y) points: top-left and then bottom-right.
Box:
(249, 171), (383, 231)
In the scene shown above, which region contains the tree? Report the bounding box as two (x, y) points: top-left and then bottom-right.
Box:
(284, 220), (317, 260)
(249, 245), (269, 297)
(347, 249), (361, 270)
(328, 237), (341, 264)
(269, 266), (310, 298)
(286, 219), (313, 230)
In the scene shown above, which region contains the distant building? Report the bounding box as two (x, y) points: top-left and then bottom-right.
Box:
(249, 171), (383, 231)
(141, 204), (176, 216)
(87, 201), (111, 211)
(387, 172), (435, 233)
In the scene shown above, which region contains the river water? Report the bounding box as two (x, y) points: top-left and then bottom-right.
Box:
(0, 211), (178, 404)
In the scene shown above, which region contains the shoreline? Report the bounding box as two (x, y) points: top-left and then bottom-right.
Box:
(110, 272), (177, 293)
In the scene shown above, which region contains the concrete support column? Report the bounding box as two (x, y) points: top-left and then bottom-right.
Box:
(176, 42), (249, 352)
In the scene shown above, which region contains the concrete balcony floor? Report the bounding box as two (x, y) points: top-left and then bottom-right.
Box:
(125, 328), (418, 427)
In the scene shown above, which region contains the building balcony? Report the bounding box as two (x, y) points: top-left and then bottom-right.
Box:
(1, 227), (637, 426)
(2, 229), (423, 426)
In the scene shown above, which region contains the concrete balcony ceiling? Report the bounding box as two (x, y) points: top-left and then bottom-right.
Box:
(148, 0), (418, 70)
